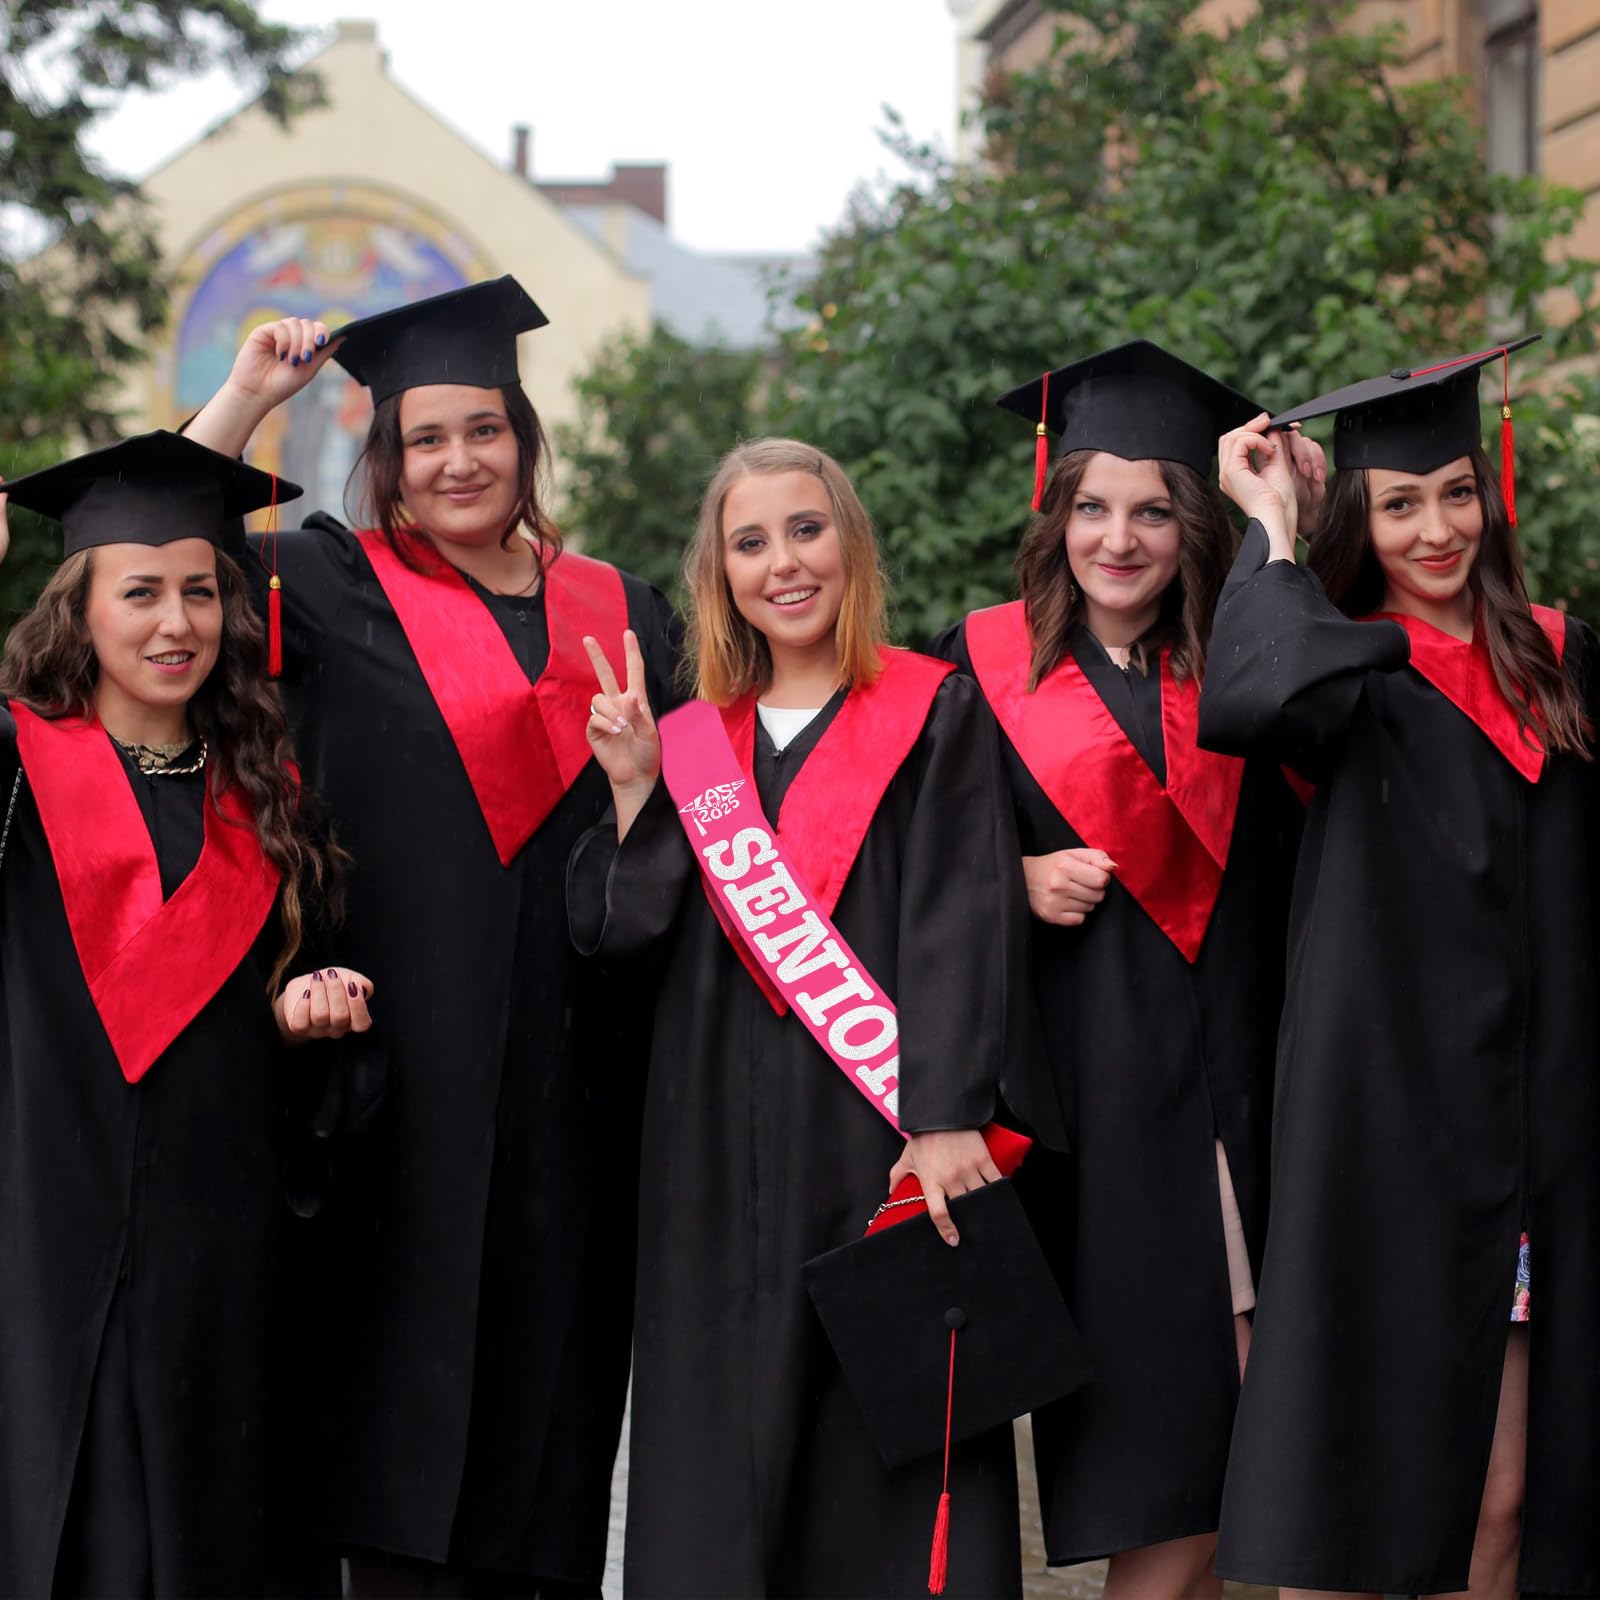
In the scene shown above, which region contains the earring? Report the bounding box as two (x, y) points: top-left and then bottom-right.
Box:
(1067, 580), (1079, 606)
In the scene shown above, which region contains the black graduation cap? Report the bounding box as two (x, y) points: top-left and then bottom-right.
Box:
(331, 275), (549, 405)
(803, 1179), (1087, 1470)
(1270, 335), (1539, 470)
(997, 339), (1263, 509)
(1, 430), (300, 557)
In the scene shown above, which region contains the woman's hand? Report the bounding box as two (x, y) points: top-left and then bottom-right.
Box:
(0, 477), (10, 566)
(184, 317), (344, 457)
(1284, 424), (1327, 532)
(1218, 412), (1301, 558)
(584, 629), (661, 840)
(274, 966), (374, 1044)
(888, 1128), (1003, 1247)
(1023, 847), (1116, 927)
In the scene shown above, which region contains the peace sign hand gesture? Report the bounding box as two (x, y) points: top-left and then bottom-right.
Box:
(584, 629), (661, 840)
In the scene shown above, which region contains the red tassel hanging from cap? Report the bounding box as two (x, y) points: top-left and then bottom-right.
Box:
(928, 1325), (958, 1595)
(1031, 371), (1051, 513)
(1501, 355), (1517, 527)
(261, 474), (283, 677)
(268, 576), (283, 677)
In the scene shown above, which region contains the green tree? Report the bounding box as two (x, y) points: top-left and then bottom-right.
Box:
(2, 0), (319, 615)
(769, 0), (1598, 639)
(556, 324), (765, 600)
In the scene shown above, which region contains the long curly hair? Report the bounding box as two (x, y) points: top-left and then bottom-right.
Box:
(1310, 446), (1589, 759)
(349, 382), (560, 576)
(1017, 449), (1236, 690)
(0, 547), (347, 992)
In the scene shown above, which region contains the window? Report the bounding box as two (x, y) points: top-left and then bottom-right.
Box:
(1484, 0), (1540, 177)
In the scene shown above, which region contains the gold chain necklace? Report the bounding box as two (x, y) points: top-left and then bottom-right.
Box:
(111, 735), (209, 777)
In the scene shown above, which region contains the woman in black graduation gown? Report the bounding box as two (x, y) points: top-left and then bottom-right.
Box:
(567, 437), (1031, 1599)
(0, 433), (367, 1597)
(183, 280), (679, 1596)
(931, 343), (1310, 1596)
(1200, 345), (1600, 1599)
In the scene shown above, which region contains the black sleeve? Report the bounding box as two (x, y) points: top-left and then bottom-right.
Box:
(924, 620), (969, 670)
(566, 779), (695, 960)
(1197, 520), (1411, 780)
(895, 673), (1031, 1135)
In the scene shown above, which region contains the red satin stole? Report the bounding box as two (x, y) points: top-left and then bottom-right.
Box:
(12, 707), (280, 1084)
(1372, 604), (1568, 783)
(704, 647), (954, 1014)
(356, 532), (628, 865)
(966, 602), (1243, 963)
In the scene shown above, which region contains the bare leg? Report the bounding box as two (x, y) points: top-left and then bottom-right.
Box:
(1440, 1326), (1528, 1600)
(1233, 1310), (1252, 1381)
(1103, 1533), (1222, 1600)
(1280, 1591), (1378, 1600)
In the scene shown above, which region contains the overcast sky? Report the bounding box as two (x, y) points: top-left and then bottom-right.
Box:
(83, 0), (960, 255)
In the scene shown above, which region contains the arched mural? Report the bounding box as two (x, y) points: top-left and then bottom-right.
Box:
(164, 187), (491, 517)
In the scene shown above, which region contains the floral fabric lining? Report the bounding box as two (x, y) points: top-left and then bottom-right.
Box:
(1510, 1232), (1531, 1323)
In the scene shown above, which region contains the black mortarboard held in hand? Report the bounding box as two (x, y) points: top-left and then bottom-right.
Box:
(997, 339), (1263, 511)
(802, 1130), (1088, 1594)
(331, 275), (549, 406)
(3, 430), (302, 675)
(1268, 334), (1541, 525)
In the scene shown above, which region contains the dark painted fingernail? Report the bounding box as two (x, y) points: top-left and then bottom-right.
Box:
(290, 354), (300, 366)
(302, 989), (311, 999)
(348, 981), (358, 996)
(312, 969), (321, 979)
(325, 967), (337, 978)
(278, 350), (286, 361)
(316, 333), (327, 347)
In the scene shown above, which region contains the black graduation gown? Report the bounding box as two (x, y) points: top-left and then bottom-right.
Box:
(567, 672), (1029, 1600)
(0, 718), (293, 1598)
(1198, 522), (1600, 1597)
(931, 619), (1301, 1564)
(238, 517), (679, 1582)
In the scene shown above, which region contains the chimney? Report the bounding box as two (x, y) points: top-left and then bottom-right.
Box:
(611, 163), (667, 225)
(512, 124), (531, 179)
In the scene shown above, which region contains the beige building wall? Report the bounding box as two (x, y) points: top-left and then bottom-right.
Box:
(119, 19), (650, 506)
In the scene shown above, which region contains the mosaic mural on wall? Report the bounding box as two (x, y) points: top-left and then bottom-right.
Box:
(165, 189), (488, 517)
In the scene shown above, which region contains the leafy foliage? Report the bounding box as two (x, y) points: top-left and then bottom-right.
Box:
(769, 0), (1598, 638)
(566, 0), (1600, 635)
(1, 0), (318, 619)
(555, 324), (765, 601)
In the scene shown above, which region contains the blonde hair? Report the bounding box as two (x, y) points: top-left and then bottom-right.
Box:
(683, 438), (889, 703)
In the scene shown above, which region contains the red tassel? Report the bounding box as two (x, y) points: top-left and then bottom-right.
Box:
(927, 1492), (951, 1595)
(1030, 370), (1051, 512)
(928, 1325), (958, 1595)
(268, 576), (283, 678)
(260, 473), (283, 677)
(1491, 344), (1516, 524)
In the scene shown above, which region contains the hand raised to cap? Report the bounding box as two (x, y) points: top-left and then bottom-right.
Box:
(229, 317), (345, 409)
(1218, 412), (1301, 553)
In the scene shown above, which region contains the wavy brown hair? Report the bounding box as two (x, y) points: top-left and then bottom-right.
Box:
(684, 438), (889, 703)
(1017, 449), (1236, 690)
(350, 382), (559, 574)
(0, 548), (347, 991)
(1309, 446), (1589, 758)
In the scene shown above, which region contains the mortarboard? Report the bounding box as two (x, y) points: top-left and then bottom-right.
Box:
(803, 1150), (1088, 1593)
(997, 340), (1263, 510)
(1, 431), (298, 558)
(1268, 335), (1541, 525)
(331, 275), (549, 406)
